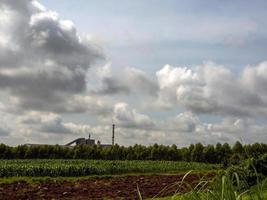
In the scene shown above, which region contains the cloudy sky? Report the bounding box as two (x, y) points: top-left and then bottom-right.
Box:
(1, 0), (267, 146)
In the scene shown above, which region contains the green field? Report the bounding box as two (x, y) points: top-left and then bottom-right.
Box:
(0, 159), (220, 177)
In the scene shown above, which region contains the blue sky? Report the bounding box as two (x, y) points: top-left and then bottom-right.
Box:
(1, 0), (267, 146)
(40, 0), (267, 72)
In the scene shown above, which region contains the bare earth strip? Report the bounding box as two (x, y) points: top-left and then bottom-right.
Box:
(0, 172), (215, 200)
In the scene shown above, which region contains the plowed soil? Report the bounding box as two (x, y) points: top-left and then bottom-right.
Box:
(0, 172), (215, 200)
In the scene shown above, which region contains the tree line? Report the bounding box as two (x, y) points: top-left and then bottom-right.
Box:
(0, 141), (266, 165)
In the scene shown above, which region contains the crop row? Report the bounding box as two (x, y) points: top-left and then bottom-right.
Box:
(0, 160), (221, 177)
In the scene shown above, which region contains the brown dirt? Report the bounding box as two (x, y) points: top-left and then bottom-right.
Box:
(0, 173), (215, 200)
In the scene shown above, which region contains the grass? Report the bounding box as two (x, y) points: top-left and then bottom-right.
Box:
(144, 171), (267, 200)
(0, 170), (216, 184)
(0, 159), (221, 177)
(147, 155), (267, 200)
(151, 191), (267, 200)
(152, 190), (267, 200)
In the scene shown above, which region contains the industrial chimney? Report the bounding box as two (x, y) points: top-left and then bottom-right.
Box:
(112, 124), (115, 145)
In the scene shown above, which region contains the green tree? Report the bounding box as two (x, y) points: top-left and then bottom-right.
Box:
(232, 141), (244, 155)
(203, 145), (216, 163)
(191, 143), (204, 162)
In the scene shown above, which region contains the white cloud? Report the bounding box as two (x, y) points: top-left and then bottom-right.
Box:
(113, 102), (155, 129)
(0, 127), (10, 136)
(155, 61), (267, 117)
(165, 112), (200, 132)
(1, 0), (267, 146)
(1, 101), (267, 146)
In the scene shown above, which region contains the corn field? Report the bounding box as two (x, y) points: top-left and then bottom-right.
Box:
(0, 160), (221, 177)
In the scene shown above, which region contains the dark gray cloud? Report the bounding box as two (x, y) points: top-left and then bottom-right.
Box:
(38, 115), (70, 134)
(0, 0), (103, 113)
(18, 111), (91, 135)
(98, 77), (131, 95)
(91, 66), (159, 96)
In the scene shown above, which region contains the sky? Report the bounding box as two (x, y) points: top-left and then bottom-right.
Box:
(0, 0), (267, 146)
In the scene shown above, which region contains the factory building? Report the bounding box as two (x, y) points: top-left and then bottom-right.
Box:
(65, 134), (112, 148)
(26, 124), (115, 148)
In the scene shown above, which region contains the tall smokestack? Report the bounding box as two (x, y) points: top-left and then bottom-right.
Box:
(112, 124), (115, 145)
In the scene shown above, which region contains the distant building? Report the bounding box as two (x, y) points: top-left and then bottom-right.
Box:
(65, 134), (112, 148)
(26, 125), (115, 148)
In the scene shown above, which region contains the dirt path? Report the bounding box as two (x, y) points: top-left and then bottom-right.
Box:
(0, 173), (215, 200)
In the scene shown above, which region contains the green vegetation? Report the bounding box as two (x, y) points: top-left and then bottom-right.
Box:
(0, 142), (267, 165)
(144, 154), (267, 200)
(0, 159), (220, 177)
(1, 142), (266, 199)
(148, 173), (267, 200)
(227, 154), (267, 188)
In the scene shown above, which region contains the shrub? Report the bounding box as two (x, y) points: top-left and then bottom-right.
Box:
(227, 153), (267, 188)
